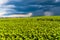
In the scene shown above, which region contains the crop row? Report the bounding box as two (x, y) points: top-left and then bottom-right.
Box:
(0, 16), (60, 40)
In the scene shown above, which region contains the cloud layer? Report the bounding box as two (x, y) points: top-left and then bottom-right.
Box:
(0, 0), (60, 17)
(0, 0), (9, 5)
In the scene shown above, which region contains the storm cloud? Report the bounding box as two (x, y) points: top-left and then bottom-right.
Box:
(0, 0), (60, 17)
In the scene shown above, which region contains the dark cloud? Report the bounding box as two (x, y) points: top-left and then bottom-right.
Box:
(0, 0), (60, 17)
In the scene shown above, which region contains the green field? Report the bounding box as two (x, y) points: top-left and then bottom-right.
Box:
(0, 16), (60, 40)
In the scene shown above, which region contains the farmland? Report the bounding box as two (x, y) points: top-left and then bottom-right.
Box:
(0, 16), (60, 40)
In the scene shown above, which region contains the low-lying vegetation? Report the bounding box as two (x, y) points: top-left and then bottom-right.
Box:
(0, 16), (60, 40)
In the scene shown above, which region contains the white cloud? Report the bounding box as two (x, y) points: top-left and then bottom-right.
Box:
(0, 13), (32, 17)
(4, 5), (16, 8)
(0, 0), (32, 17)
(0, 0), (9, 5)
(0, 5), (16, 8)
(0, 11), (7, 16)
(29, 5), (44, 8)
(0, 0), (12, 16)
(55, 0), (60, 2)
(0, 4), (16, 16)
(44, 11), (54, 16)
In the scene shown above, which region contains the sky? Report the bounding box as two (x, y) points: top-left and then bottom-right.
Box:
(0, 0), (60, 17)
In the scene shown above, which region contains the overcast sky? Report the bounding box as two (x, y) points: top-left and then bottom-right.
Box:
(0, 0), (60, 17)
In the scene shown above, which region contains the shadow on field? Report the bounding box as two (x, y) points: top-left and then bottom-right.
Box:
(37, 18), (60, 21)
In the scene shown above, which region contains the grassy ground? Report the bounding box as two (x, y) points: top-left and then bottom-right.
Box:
(0, 16), (60, 40)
